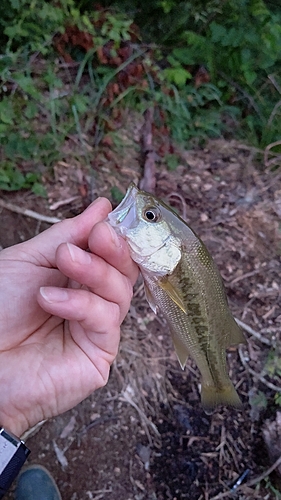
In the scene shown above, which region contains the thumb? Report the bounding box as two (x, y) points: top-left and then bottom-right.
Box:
(1, 197), (112, 268)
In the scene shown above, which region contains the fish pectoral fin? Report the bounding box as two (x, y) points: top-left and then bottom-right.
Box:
(227, 318), (247, 347)
(170, 329), (189, 370)
(159, 278), (187, 314)
(143, 282), (158, 314)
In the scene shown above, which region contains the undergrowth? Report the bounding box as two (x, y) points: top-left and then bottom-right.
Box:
(0, 0), (280, 193)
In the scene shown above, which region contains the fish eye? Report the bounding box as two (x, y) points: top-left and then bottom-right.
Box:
(143, 206), (161, 223)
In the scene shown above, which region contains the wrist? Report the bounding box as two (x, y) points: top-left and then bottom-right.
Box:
(0, 414), (29, 440)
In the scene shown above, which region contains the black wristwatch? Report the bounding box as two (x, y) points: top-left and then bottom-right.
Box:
(0, 427), (30, 499)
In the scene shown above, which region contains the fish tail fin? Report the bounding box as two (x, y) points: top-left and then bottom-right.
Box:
(201, 383), (242, 415)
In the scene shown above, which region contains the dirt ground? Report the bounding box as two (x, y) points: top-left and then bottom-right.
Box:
(1, 135), (281, 500)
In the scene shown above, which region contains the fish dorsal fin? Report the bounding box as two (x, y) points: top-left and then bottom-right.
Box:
(158, 277), (187, 314)
(226, 318), (247, 347)
(170, 328), (189, 370)
(143, 281), (158, 314)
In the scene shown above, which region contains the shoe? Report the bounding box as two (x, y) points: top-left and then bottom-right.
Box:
(15, 465), (62, 500)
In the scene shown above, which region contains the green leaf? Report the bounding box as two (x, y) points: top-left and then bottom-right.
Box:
(13, 74), (40, 99)
(111, 186), (124, 203)
(209, 22), (227, 43)
(244, 71), (257, 85)
(0, 123), (9, 134)
(0, 55), (13, 72)
(4, 132), (37, 160)
(164, 67), (192, 86)
(31, 182), (46, 197)
(166, 153), (180, 171)
(250, 391), (268, 410)
(10, 0), (20, 9)
(0, 170), (10, 184)
(274, 393), (281, 406)
(0, 164), (25, 191)
(172, 48), (194, 65)
(0, 99), (15, 125)
(71, 94), (89, 114)
(24, 101), (38, 119)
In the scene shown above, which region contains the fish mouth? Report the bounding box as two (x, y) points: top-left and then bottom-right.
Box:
(107, 182), (139, 234)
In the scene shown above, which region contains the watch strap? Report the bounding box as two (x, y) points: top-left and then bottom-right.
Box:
(0, 428), (30, 499)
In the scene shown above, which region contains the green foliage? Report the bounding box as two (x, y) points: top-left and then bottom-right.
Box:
(110, 186), (124, 203)
(274, 393), (281, 407)
(96, 0), (281, 147)
(250, 390), (268, 411)
(265, 477), (281, 499)
(1, 0), (281, 194)
(165, 154), (181, 171)
(261, 348), (281, 408)
(0, 162), (45, 195)
(164, 55), (192, 87)
(265, 349), (281, 378)
(152, 83), (226, 143)
(0, 0), (70, 52)
(0, 1), (137, 193)
(99, 12), (132, 44)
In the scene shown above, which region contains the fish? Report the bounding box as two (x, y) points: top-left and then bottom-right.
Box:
(107, 182), (246, 412)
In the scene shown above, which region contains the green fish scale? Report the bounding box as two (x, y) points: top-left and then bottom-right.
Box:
(144, 246), (231, 390)
(179, 245), (231, 389)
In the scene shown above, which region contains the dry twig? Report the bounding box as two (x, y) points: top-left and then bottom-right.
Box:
(139, 107), (157, 193)
(268, 74), (281, 94)
(0, 198), (61, 224)
(264, 140), (281, 169)
(239, 346), (281, 393)
(209, 455), (281, 499)
(78, 416), (118, 438)
(229, 269), (264, 286)
(120, 384), (160, 446)
(21, 420), (47, 442)
(234, 318), (272, 346)
(49, 196), (80, 210)
(267, 100), (281, 127)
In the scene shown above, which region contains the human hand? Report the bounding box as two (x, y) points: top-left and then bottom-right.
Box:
(0, 198), (138, 437)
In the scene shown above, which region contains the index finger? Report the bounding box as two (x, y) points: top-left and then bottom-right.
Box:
(88, 221), (139, 286)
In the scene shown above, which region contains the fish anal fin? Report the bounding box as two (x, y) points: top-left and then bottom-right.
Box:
(159, 277), (187, 314)
(227, 318), (247, 347)
(201, 382), (243, 415)
(143, 282), (158, 314)
(170, 328), (189, 370)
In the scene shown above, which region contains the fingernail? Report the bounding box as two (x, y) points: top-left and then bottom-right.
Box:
(105, 222), (122, 248)
(40, 287), (69, 303)
(67, 242), (92, 264)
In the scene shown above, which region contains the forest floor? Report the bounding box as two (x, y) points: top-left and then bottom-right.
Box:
(1, 124), (281, 500)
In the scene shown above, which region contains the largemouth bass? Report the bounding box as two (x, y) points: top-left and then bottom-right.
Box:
(108, 182), (246, 412)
